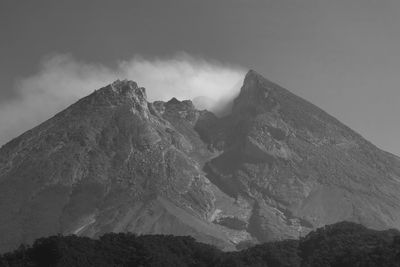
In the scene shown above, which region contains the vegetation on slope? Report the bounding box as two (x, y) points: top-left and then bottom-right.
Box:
(1, 222), (399, 267)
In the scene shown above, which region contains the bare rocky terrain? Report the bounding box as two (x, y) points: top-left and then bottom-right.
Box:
(1, 70), (400, 252)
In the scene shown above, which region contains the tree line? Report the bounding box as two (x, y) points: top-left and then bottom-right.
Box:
(1, 221), (399, 267)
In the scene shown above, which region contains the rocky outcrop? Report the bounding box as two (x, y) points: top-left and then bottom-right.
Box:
(1, 72), (400, 252)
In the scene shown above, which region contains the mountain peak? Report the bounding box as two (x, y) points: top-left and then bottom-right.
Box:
(112, 79), (138, 89)
(89, 79), (147, 101)
(232, 70), (277, 114)
(244, 69), (264, 82)
(76, 79), (149, 114)
(166, 97), (181, 105)
(109, 79), (146, 99)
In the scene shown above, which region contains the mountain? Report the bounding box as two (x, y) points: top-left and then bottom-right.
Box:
(1, 70), (400, 253)
(2, 222), (400, 267)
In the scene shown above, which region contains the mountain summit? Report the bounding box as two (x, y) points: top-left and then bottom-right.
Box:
(1, 70), (400, 252)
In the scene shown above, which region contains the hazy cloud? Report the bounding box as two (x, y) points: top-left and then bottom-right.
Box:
(0, 53), (245, 146)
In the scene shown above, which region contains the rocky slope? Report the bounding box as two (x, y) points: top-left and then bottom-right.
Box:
(1, 70), (400, 252)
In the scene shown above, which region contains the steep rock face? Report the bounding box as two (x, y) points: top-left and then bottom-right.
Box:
(1, 72), (400, 252)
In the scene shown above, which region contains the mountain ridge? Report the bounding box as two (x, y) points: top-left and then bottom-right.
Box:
(1, 70), (400, 253)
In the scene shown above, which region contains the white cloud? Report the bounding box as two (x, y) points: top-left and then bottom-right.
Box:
(0, 53), (245, 146)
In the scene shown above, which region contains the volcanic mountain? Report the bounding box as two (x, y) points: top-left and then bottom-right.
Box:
(1, 70), (400, 252)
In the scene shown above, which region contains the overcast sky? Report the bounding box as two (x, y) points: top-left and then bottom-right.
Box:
(1, 0), (400, 155)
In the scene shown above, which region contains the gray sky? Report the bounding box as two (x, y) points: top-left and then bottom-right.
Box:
(1, 0), (400, 155)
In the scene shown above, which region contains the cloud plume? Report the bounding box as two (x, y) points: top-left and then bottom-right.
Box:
(0, 53), (245, 146)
